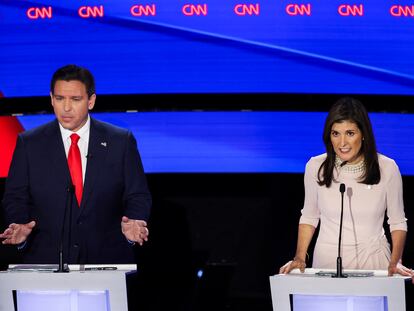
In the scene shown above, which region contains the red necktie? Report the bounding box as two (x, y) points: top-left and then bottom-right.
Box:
(68, 133), (83, 207)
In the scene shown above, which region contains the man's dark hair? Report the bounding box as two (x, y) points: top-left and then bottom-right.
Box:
(317, 97), (380, 187)
(50, 64), (95, 98)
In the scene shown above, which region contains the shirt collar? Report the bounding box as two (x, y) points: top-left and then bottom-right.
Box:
(59, 115), (90, 141)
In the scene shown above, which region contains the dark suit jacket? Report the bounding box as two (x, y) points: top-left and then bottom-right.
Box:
(2, 117), (151, 264)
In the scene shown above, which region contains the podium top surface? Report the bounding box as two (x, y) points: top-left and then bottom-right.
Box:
(5, 264), (137, 273)
(271, 268), (410, 279)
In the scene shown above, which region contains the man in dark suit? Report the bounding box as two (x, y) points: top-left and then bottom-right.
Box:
(0, 64), (151, 264)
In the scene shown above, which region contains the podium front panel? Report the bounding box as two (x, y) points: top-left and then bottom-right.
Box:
(270, 269), (409, 311)
(291, 294), (387, 311)
(0, 268), (134, 311)
(15, 290), (110, 311)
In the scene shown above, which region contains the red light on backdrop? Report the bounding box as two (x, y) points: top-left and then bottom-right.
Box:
(0, 117), (24, 178)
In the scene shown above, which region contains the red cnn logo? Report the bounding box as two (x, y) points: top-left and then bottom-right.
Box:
(130, 4), (156, 16)
(286, 4), (311, 16)
(26, 7), (52, 19)
(234, 4), (260, 16)
(78, 5), (104, 18)
(182, 4), (208, 16)
(338, 4), (364, 16)
(390, 5), (414, 17)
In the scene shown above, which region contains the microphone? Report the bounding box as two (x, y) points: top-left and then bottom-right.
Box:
(55, 184), (74, 273)
(340, 161), (348, 167)
(333, 183), (347, 278)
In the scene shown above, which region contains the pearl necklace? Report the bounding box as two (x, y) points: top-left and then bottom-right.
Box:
(335, 156), (365, 174)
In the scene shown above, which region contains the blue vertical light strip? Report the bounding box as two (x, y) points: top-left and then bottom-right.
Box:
(17, 111), (414, 175)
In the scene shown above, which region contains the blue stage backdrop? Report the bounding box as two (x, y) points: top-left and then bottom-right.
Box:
(1, 1), (414, 97)
(17, 111), (414, 175)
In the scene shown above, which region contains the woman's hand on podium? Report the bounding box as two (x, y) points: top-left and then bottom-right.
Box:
(0, 221), (36, 245)
(388, 261), (412, 277)
(279, 257), (306, 274)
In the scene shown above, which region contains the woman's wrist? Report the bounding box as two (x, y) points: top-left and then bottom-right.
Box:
(293, 252), (309, 263)
(293, 256), (306, 263)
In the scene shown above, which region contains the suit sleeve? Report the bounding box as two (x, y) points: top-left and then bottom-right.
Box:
(122, 131), (152, 221)
(2, 134), (32, 225)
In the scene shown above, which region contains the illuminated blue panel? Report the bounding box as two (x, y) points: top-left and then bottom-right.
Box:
(17, 112), (414, 175)
(1, 1), (414, 97)
(292, 294), (388, 311)
(16, 290), (109, 311)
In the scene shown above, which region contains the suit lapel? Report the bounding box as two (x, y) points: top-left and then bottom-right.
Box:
(80, 118), (108, 212)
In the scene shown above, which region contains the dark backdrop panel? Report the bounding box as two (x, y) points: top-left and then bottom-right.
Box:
(2, 94), (414, 115)
(1, 174), (414, 311)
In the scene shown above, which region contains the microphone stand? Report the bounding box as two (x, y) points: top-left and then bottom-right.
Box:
(55, 185), (73, 273)
(333, 183), (347, 278)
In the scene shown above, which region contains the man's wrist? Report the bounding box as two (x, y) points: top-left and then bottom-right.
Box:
(126, 238), (135, 246)
(17, 241), (27, 250)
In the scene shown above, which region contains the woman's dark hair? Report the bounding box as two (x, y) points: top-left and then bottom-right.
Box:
(317, 97), (380, 187)
(50, 64), (95, 98)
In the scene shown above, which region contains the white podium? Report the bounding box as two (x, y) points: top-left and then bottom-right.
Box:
(270, 269), (412, 311)
(0, 264), (136, 311)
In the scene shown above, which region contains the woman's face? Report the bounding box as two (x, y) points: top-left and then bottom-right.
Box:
(330, 120), (364, 164)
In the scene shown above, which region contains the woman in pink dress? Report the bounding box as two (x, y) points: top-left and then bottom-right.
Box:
(280, 97), (412, 276)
